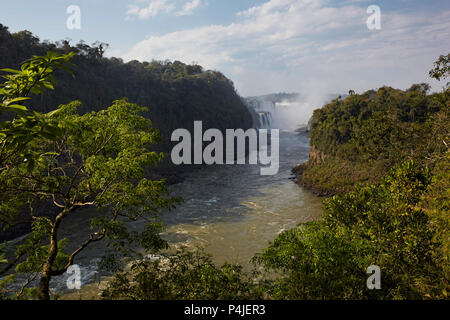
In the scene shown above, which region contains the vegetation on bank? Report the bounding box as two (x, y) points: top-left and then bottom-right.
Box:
(101, 249), (269, 300)
(278, 54), (449, 299)
(294, 80), (449, 195)
(0, 25), (448, 299)
(259, 160), (449, 299)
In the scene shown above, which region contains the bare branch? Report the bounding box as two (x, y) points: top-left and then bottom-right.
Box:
(16, 272), (39, 299)
(52, 194), (65, 208)
(51, 231), (105, 276)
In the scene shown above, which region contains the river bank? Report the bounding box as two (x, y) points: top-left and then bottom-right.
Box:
(292, 155), (384, 197)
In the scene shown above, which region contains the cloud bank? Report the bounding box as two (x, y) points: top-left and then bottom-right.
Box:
(123, 0), (450, 96)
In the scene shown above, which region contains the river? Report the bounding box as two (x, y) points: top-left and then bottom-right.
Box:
(46, 130), (323, 297)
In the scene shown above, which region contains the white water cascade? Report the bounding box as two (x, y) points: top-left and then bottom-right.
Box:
(244, 92), (334, 131)
(244, 98), (276, 129)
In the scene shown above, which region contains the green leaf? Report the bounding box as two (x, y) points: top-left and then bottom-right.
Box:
(4, 97), (31, 105)
(3, 104), (29, 115)
(46, 109), (61, 117)
(42, 82), (54, 90)
(0, 68), (21, 74)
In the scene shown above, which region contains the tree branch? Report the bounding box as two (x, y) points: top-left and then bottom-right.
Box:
(51, 231), (105, 276)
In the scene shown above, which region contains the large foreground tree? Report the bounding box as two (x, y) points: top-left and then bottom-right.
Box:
(0, 54), (177, 300)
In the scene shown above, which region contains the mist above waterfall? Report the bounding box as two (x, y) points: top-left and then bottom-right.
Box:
(244, 84), (341, 131)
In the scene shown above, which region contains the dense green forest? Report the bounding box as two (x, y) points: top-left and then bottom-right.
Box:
(294, 81), (449, 196)
(0, 24), (253, 146)
(283, 56), (449, 299)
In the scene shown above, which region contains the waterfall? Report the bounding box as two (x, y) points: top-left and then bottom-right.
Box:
(244, 92), (312, 131)
(257, 112), (272, 129)
(244, 97), (276, 129)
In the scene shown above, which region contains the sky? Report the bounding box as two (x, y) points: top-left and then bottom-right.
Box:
(1, 0), (450, 96)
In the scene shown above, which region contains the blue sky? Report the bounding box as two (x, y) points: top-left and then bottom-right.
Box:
(1, 0), (450, 96)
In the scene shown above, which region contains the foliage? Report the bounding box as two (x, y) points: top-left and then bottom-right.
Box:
(429, 53), (450, 88)
(0, 53), (179, 300)
(259, 161), (448, 299)
(420, 153), (450, 293)
(293, 157), (384, 196)
(285, 55), (450, 300)
(309, 85), (446, 164)
(0, 51), (75, 171)
(102, 249), (266, 300)
(299, 72), (449, 195)
(0, 52), (75, 263)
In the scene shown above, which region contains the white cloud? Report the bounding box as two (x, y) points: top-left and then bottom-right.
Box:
(124, 0), (360, 66)
(176, 0), (202, 16)
(126, 0), (203, 19)
(123, 0), (450, 96)
(126, 0), (175, 19)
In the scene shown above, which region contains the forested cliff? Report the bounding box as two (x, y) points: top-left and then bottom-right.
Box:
(0, 24), (253, 147)
(294, 83), (449, 195)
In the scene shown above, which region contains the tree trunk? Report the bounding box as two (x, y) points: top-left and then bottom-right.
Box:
(38, 269), (52, 300)
(38, 227), (58, 300)
(38, 209), (68, 300)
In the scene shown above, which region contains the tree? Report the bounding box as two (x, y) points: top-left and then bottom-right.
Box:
(429, 53), (450, 85)
(0, 54), (179, 300)
(102, 249), (266, 300)
(1, 52), (76, 243)
(0, 51), (75, 170)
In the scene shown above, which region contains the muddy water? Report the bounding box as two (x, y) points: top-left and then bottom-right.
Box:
(53, 130), (323, 297)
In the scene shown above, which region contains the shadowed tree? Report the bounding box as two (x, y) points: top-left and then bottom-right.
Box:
(0, 54), (179, 300)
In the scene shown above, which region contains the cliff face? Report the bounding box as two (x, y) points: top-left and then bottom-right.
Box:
(308, 145), (328, 163)
(292, 145), (335, 197)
